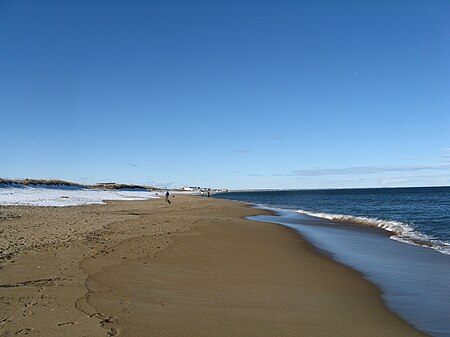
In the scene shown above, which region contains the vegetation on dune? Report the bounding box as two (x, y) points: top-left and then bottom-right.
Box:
(0, 179), (158, 191)
(94, 183), (159, 191)
(0, 178), (84, 187)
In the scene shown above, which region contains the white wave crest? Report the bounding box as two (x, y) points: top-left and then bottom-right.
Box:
(294, 209), (450, 256)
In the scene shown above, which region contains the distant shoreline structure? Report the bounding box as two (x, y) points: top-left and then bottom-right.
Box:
(2, 178), (447, 193)
(0, 178), (227, 194)
(0, 178), (226, 207)
(222, 185), (450, 193)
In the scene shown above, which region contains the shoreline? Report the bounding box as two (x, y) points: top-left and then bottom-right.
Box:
(250, 208), (450, 337)
(213, 187), (450, 257)
(0, 196), (427, 336)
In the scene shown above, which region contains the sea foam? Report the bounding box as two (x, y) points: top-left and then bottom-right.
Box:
(294, 209), (450, 255)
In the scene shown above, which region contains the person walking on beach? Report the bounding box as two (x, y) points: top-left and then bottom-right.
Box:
(165, 191), (171, 204)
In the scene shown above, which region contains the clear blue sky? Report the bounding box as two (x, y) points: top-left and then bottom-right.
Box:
(1, 0), (449, 189)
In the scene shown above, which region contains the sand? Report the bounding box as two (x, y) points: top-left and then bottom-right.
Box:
(0, 195), (427, 336)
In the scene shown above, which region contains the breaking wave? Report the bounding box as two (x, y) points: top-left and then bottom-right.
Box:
(294, 209), (450, 256)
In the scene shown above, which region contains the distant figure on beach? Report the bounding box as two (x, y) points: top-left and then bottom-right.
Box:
(207, 190), (210, 197)
(165, 191), (171, 204)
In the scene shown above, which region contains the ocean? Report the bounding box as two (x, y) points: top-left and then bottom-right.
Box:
(214, 187), (450, 337)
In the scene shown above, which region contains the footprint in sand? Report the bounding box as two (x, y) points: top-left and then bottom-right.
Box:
(57, 321), (76, 327)
(121, 307), (134, 314)
(107, 327), (119, 336)
(100, 316), (116, 326)
(15, 328), (34, 335)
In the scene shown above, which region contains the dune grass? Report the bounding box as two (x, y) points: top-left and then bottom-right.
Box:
(0, 178), (84, 187)
(94, 183), (159, 191)
(0, 179), (159, 191)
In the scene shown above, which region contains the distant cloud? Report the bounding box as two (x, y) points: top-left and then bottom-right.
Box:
(234, 149), (252, 154)
(288, 164), (450, 177)
(127, 163), (138, 167)
(232, 170), (240, 173)
(319, 157), (354, 160)
(144, 180), (176, 188)
(249, 174), (264, 177)
(381, 178), (409, 185)
(272, 135), (283, 140)
(439, 148), (450, 162)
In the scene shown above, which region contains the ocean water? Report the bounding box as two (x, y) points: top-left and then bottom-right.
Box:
(214, 187), (450, 337)
(215, 187), (450, 255)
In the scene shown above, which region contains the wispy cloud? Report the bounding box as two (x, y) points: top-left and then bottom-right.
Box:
(249, 174), (264, 177)
(380, 178), (409, 185)
(319, 157), (354, 160)
(288, 164), (450, 177)
(232, 170), (240, 173)
(127, 163), (138, 167)
(269, 172), (450, 189)
(144, 180), (176, 188)
(272, 135), (283, 140)
(234, 149), (252, 154)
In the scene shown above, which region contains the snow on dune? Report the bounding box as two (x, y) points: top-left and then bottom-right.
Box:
(0, 185), (160, 207)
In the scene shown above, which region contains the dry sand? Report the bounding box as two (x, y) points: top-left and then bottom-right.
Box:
(0, 195), (427, 336)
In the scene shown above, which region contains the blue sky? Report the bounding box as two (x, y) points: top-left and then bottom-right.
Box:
(1, 0), (449, 189)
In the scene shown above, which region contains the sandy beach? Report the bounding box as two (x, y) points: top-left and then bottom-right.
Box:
(0, 195), (427, 336)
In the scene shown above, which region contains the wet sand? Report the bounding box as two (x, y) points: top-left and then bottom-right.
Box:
(0, 195), (427, 336)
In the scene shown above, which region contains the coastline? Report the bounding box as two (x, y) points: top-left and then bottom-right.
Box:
(251, 208), (450, 337)
(0, 195), (426, 336)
